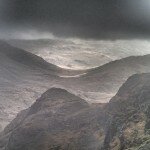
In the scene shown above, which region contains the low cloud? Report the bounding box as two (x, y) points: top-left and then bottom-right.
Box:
(1, 0), (150, 39)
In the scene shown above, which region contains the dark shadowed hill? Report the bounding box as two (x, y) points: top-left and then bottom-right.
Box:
(103, 73), (150, 150)
(0, 88), (106, 150)
(1, 73), (150, 150)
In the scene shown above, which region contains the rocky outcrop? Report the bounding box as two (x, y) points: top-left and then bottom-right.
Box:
(103, 73), (150, 150)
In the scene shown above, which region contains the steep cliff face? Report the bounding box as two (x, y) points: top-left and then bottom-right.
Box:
(103, 73), (150, 150)
(0, 88), (106, 150)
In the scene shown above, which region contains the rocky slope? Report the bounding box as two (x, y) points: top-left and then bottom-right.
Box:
(1, 73), (150, 150)
(103, 73), (150, 150)
(0, 88), (106, 150)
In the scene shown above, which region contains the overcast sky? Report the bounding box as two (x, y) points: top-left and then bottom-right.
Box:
(1, 0), (150, 39)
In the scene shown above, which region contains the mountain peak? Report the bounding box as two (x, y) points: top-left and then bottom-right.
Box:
(28, 87), (89, 116)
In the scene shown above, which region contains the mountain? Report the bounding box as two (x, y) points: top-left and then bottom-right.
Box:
(62, 55), (150, 103)
(103, 73), (150, 149)
(1, 73), (150, 150)
(0, 88), (106, 150)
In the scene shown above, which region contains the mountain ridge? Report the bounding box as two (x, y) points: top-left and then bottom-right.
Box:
(0, 40), (87, 77)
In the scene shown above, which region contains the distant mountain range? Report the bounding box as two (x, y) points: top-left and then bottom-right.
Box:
(1, 73), (150, 150)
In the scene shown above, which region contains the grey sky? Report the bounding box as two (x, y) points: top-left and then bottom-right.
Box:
(1, 0), (150, 39)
